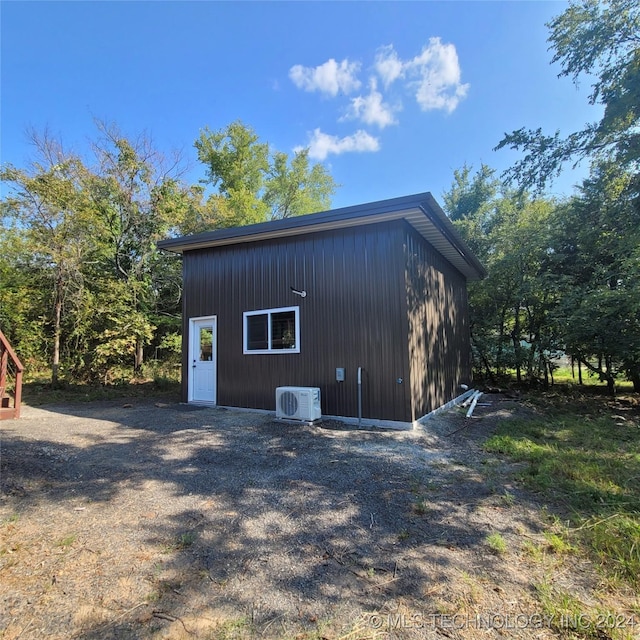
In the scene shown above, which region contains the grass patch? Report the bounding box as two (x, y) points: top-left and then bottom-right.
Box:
(397, 529), (410, 541)
(484, 391), (640, 588)
(22, 378), (181, 406)
(522, 540), (544, 561)
(214, 617), (257, 639)
(543, 530), (575, 555)
(550, 366), (635, 393)
(412, 499), (431, 516)
(536, 579), (595, 637)
(163, 531), (198, 553)
(55, 534), (77, 548)
(535, 579), (635, 640)
(485, 532), (507, 554)
(1, 514), (20, 526)
(176, 531), (197, 549)
(500, 491), (516, 506)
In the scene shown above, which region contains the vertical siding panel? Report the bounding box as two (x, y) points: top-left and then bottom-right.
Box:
(182, 220), (427, 422)
(404, 224), (472, 418)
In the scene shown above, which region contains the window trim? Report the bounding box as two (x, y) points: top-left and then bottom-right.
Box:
(243, 306), (300, 355)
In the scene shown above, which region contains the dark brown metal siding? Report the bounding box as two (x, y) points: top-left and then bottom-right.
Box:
(404, 223), (472, 419)
(182, 221), (412, 422)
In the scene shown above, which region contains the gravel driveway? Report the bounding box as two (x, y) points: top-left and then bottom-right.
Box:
(1, 397), (563, 639)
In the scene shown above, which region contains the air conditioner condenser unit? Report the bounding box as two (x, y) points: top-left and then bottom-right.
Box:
(275, 386), (321, 422)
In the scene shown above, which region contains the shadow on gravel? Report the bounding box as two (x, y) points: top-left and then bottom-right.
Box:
(0, 398), (538, 639)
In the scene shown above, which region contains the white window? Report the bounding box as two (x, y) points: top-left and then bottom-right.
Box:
(243, 306), (300, 354)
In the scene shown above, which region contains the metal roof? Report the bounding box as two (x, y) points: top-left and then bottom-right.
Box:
(157, 192), (487, 281)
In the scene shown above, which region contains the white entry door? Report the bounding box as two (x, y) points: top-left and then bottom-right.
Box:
(188, 316), (217, 404)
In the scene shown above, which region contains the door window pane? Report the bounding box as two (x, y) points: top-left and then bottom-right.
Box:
(199, 327), (213, 361)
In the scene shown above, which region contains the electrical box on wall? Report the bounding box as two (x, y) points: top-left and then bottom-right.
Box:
(336, 368), (345, 382)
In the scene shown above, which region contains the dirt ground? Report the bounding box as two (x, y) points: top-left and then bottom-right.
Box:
(0, 396), (633, 639)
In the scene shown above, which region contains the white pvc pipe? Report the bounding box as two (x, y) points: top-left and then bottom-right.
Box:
(461, 390), (479, 407)
(466, 391), (483, 418)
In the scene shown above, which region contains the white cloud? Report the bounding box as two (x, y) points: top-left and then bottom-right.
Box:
(405, 37), (469, 113)
(374, 45), (404, 88)
(342, 79), (398, 129)
(372, 40), (469, 113)
(289, 39), (468, 160)
(302, 128), (380, 161)
(289, 58), (361, 96)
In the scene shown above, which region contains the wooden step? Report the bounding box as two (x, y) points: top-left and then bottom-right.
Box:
(0, 406), (18, 420)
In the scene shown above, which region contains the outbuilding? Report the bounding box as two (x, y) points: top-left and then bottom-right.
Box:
(158, 192), (486, 428)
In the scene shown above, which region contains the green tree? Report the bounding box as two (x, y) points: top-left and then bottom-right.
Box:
(1, 124), (190, 383)
(264, 149), (334, 218)
(496, 0), (640, 191)
(444, 166), (559, 384)
(87, 122), (188, 372)
(195, 121), (270, 226)
(442, 163), (500, 263)
(66, 278), (156, 383)
(0, 218), (49, 365)
(492, 0), (640, 393)
(0, 133), (95, 384)
(548, 163), (640, 392)
(195, 120), (337, 226)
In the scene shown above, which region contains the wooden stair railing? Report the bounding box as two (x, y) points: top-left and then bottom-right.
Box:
(0, 330), (24, 420)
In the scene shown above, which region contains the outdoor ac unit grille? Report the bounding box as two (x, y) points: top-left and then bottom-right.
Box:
(279, 391), (300, 417)
(276, 387), (321, 421)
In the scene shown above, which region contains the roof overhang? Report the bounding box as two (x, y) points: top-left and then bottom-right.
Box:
(157, 192), (487, 281)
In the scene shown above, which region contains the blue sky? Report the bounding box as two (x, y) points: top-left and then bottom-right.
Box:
(1, 1), (601, 209)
